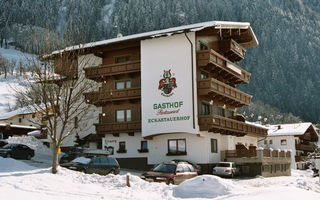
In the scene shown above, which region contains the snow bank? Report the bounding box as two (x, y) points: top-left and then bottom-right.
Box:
(173, 175), (236, 198)
(0, 157), (36, 172)
(7, 136), (51, 155)
(6, 136), (53, 164)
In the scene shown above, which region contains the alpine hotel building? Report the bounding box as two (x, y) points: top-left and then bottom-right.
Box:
(52, 21), (292, 176)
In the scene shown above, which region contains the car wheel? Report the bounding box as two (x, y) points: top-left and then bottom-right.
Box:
(168, 179), (174, 185)
(109, 170), (116, 175)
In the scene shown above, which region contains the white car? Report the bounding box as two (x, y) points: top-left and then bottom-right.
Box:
(212, 162), (239, 178)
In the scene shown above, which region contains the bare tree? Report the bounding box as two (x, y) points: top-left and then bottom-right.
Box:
(12, 29), (98, 174)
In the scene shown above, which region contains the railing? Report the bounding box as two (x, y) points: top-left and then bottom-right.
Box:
(84, 60), (140, 80)
(84, 88), (141, 105)
(295, 156), (307, 162)
(197, 49), (250, 84)
(219, 39), (246, 62)
(95, 121), (141, 134)
(198, 78), (251, 107)
(295, 144), (315, 152)
(224, 149), (291, 159)
(198, 115), (267, 137)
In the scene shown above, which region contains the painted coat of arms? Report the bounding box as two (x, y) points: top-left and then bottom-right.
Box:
(158, 69), (177, 97)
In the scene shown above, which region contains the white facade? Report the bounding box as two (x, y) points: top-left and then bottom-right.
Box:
(103, 131), (258, 165)
(258, 136), (296, 169)
(141, 33), (199, 137)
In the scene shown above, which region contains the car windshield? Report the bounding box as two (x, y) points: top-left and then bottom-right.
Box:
(153, 164), (176, 173)
(71, 156), (91, 164)
(216, 163), (231, 167)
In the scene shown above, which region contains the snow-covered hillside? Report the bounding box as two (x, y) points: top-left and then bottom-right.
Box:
(0, 47), (35, 113)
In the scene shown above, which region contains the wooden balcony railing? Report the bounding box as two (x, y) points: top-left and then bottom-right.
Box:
(197, 49), (250, 84)
(84, 60), (140, 81)
(225, 149), (291, 159)
(95, 121), (141, 134)
(219, 39), (246, 62)
(199, 115), (267, 137)
(295, 144), (315, 152)
(198, 78), (251, 107)
(84, 88), (141, 105)
(295, 156), (307, 162)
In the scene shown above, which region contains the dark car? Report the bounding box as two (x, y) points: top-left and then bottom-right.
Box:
(0, 143), (35, 160)
(140, 161), (198, 185)
(171, 159), (202, 175)
(0, 140), (8, 148)
(60, 155), (120, 175)
(59, 152), (82, 164)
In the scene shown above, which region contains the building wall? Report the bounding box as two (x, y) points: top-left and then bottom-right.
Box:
(61, 54), (102, 147)
(258, 136), (296, 169)
(102, 131), (259, 168)
(0, 113), (42, 127)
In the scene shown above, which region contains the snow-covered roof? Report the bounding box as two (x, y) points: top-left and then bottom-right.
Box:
(0, 123), (37, 130)
(51, 20), (258, 55)
(0, 106), (37, 120)
(267, 122), (317, 137)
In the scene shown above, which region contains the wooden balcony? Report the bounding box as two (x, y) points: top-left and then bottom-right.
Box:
(198, 78), (251, 107)
(199, 115), (267, 137)
(222, 149), (291, 164)
(295, 156), (307, 162)
(95, 121), (141, 134)
(219, 39), (246, 62)
(84, 88), (141, 105)
(84, 60), (140, 81)
(295, 144), (315, 152)
(197, 49), (250, 84)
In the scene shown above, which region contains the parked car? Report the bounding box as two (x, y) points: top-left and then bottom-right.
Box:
(0, 140), (8, 148)
(60, 155), (120, 175)
(0, 143), (35, 160)
(212, 162), (239, 178)
(140, 161), (198, 185)
(59, 152), (82, 164)
(171, 159), (202, 175)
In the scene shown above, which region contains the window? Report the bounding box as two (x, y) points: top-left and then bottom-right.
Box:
(167, 139), (186, 155)
(32, 114), (35, 118)
(115, 80), (131, 90)
(281, 139), (287, 145)
(211, 139), (218, 153)
(114, 55), (131, 63)
(199, 41), (209, 50)
(138, 141), (148, 153)
(117, 141), (126, 153)
(269, 140), (273, 145)
(225, 109), (234, 118)
(201, 102), (211, 115)
(264, 140), (267, 145)
(213, 105), (224, 116)
(19, 118), (22, 123)
(200, 71), (209, 80)
(116, 108), (131, 122)
(74, 116), (78, 129)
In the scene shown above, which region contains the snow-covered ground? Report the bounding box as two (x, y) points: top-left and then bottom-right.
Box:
(0, 136), (319, 200)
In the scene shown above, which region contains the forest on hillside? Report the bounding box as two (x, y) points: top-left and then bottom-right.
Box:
(0, 0), (319, 123)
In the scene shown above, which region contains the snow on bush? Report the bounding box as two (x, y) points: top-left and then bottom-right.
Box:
(173, 175), (236, 198)
(0, 157), (36, 172)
